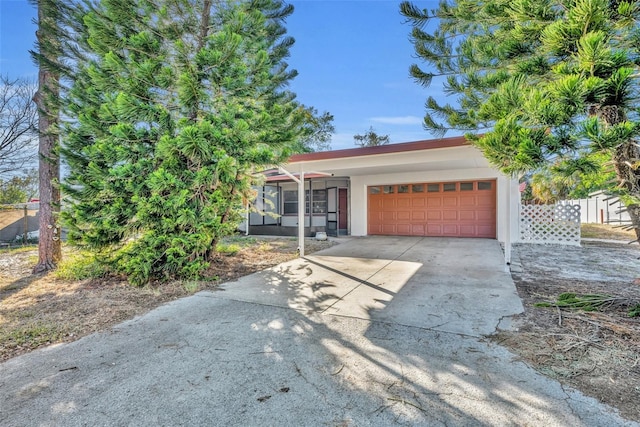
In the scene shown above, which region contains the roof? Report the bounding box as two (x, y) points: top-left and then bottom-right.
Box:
(288, 135), (469, 163)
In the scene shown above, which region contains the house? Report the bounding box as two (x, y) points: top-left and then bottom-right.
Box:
(245, 136), (520, 260)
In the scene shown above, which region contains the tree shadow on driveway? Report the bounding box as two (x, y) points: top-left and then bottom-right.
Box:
(0, 249), (634, 426)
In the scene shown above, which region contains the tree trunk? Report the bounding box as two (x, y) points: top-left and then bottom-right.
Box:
(598, 105), (640, 242)
(32, 1), (61, 274)
(612, 142), (640, 242)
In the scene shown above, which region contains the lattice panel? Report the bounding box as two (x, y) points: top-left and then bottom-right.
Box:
(520, 204), (581, 245)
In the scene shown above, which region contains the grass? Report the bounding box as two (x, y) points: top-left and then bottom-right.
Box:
(0, 322), (67, 348)
(0, 244), (37, 254)
(54, 250), (109, 280)
(581, 223), (637, 241)
(219, 235), (257, 247)
(216, 243), (241, 255)
(181, 280), (200, 293)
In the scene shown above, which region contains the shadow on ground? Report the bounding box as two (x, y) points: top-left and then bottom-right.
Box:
(0, 237), (634, 426)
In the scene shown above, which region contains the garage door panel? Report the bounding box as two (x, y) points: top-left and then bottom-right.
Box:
(426, 224), (442, 235)
(369, 199), (383, 209)
(382, 211), (396, 221)
(368, 180), (496, 238)
(397, 211), (411, 220)
(442, 210), (458, 220)
(477, 195), (494, 206)
(397, 198), (411, 208)
(383, 199), (395, 209)
(427, 198), (442, 207)
(427, 211), (441, 220)
(442, 224), (458, 235)
(382, 224), (396, 234)
(369, 224), (382, 234)
(412, 211), (426, 220)
(477, 225), (496, 238)
(459, 225), (476, 236)
(478, 212), (495, 222)
(459, 195), (476, 206)
(443, 196), (458, 207)
(396, 224), (411, 235)
(459, 210), (475, 221)
(412, 198), (425, 207)
(411, 224), (425, 235)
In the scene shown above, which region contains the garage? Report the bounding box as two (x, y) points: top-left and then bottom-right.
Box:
(368, 180), (496, 238)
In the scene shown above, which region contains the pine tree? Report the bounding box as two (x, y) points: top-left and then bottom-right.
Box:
(62, 0), (304, 284)
(401, 0), (640, 238)
(296, 106), (335, 152)
(353, 126), (390, 147)
(30, 0), (65, 273)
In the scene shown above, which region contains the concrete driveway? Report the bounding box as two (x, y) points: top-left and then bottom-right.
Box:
(217, 236), (522, 337)
(0, 237), (636, 426)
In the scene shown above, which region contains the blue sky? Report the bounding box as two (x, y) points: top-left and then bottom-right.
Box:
(0, 0), (448, 150)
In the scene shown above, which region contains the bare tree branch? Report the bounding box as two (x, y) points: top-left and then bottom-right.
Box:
(0, 75), (38, 178)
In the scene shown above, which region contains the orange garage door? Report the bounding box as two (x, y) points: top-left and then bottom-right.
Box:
(368, 180), (496, 238)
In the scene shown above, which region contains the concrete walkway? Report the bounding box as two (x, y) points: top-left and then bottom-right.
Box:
(0, 237), (636, 426)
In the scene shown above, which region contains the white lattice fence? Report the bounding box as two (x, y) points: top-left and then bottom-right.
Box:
(520, 204), (581, 245)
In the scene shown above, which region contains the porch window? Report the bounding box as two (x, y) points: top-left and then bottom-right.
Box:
(283, 190), (298, 214)
(283, 189), (327, 214)
(312, 189), (327, 214)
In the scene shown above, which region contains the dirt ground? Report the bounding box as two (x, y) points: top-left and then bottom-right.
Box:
(497, 240), (640, 421)
(0, 236), (336, 363)
(2, 229), (640, 421)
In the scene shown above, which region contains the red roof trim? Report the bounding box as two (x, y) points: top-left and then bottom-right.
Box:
(289, 135), (469, 163)
(266, 173), (329, 182)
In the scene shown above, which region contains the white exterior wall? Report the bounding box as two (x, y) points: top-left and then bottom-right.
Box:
(350, 168), (518, 243)
(282, 144), (520, 244)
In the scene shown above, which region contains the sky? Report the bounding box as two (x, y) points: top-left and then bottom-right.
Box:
(0, 0), (451, 150)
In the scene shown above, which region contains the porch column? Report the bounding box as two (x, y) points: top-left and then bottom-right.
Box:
(278, 165), (305, 257)
(505, 178), (512, 265)
(298, 170), (305, 257)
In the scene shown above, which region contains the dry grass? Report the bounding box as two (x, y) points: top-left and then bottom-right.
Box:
(0, 236), (336, 362)
(581, 223), (637, 241)
(499, 241), (640, 421)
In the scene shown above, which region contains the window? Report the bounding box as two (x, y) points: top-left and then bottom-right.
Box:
(383, 185), (395, 194)
(412, 184), (424, 193)
(478, 181), (493, 190)
(398, 185), (409, 194)
(283, 190), (298, 214)
(427, 183), (440, 192)
(312, 189), (327, 214)
(460, 182), (473, 191)
(369, 186), (380, 194)
(443, 183), (456, 192)
(283, 189), (327, 214)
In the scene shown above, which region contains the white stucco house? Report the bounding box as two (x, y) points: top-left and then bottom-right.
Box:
(245, 136), (520, 261)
